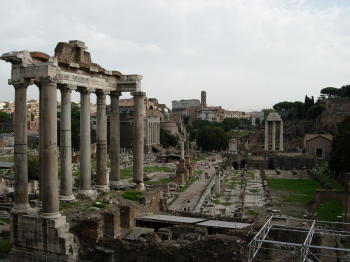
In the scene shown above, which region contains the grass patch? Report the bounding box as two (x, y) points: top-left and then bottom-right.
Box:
(0, 218), (9, 224)
(248, 189), (258, 193)
(145, 178), (171, 185)
(0, 238), (12, 254)
(316, 199), (343, 221)
(317, 174), (344, 191)
(144, 166), (173, 173)
(267, 179), (321, 207)
(122, 190), (142, 201)
(245, 210), (257, 216)
(91, 201), (106, 209)
(121, 166), (173, 179)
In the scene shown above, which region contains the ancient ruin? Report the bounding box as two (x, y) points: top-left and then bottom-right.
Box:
(0, 40), (146, 260)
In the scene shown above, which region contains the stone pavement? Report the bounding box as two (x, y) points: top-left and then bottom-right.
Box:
(169, 164), (214, 212)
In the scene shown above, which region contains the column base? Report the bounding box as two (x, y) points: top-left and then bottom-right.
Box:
(110, 180), (123, 187)
(135, 183), (145, 190)
(40, 211), (61, 219)
(95, 185), (110, 192)
(78, 189), (95, 197)
(11, 203), (32, 214)
(59, 194), (75, 201)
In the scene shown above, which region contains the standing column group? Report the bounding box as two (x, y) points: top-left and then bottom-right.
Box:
(264, 120), (284, 152)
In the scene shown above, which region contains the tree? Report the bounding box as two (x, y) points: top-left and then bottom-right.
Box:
(196, 126), (228, 151)
(329, 116), (350, 175)
(160, 128), (178, 148)
(305, 104), (325, 119)
(320, 87), (339, 98)
(0, 112), (10, 121)
(338, 85), (350, 97)
(28, 155), (39, 180)
(222, 118), (240, 131)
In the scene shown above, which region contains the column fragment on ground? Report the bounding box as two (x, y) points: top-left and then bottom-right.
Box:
(133, 91), (146, 190)
(264, 120), (268, 151)
(40, 79), (60, 218)
(110, 91), (121, 186)
(59, 85), (74, 200)
(12, 83), (30, 213)
(96, 90), (109, 190)
(79, 88), (93, 195)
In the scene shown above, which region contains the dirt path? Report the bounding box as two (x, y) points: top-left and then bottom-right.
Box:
(169, 164), (215, 211)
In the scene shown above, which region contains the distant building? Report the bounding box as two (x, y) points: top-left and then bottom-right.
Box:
(172, 99), (201, 114)
(304, 134), (332, 159)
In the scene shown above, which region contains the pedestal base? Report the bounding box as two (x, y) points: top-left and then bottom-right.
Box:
(40, 211), (61, 219)
(78, 189), (95, 196)
(135, 183), (145, 191)
(59, 194), (76, 201)
(10, 213), (78, 261)
(95, 185), (110, 192)
(11, 203), (32, 214)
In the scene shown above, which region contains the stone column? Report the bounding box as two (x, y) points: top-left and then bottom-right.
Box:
(95, 90), (109, 191)
(110, 91), (122, 186)
(40, 79), (60, 218)
(133, 91), (145, 190)
(78, 88), (93, 196)
(12, 83), (31, 214)
(272, 121), (276, 151)
(180, 139), (185, 160)
(279, 121), (284, 151)
(59, 85), (74, 201)
(264, 120), (269, 151)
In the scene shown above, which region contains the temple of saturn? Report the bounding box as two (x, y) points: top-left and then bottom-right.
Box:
(0, 40), (146, 259)
(264, 112), (283, 151)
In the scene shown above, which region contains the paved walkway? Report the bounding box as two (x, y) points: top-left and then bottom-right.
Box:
(169, 163), (214, 211)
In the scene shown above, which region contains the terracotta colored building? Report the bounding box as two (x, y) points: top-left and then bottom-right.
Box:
(304, 134), (332, 159)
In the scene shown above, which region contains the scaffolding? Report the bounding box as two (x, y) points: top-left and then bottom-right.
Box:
(248, 216), (350, 262)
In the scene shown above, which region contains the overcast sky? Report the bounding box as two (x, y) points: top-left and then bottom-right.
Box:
(1, 0), (350, 111)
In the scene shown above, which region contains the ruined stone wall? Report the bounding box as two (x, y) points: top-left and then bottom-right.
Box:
(271, 155), (315, 170)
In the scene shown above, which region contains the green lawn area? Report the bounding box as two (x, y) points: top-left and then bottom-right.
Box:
(316, 199), (343, 221)
(144, 178), (171, 185)
(317, 174), (344, 191)
(267, 179), (321, 207)
(121, 166), (173, 179)
(122, 190), (142, 201)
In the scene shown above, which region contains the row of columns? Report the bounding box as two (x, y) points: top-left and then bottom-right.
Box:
(12, 79), (146, 217)
(147, 121), (160, 145)
(264, 120), (283, 151)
